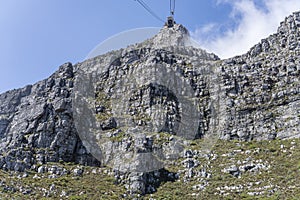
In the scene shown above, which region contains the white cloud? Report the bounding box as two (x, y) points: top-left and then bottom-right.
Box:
(192, 0), (300, 59)
(197, 23), (218, 35)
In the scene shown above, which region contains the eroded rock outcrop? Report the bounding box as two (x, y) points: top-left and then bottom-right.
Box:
(220, 11), (300, 140)
(0, 63), (100, 172)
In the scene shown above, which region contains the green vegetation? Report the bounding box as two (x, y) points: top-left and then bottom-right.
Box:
(0, 164), (125, 200)
(95, 113), (112, 121)
(95, 91), (112, 121)
(95, 91), (111, 109)
(153, 132), (172, 146)
(147, 138), (300, 200)
(0, 138), (299, 199)
(109, 131), (128, 142)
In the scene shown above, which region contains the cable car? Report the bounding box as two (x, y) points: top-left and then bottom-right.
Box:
(167, 0), (175, 27)
(167, 16), (175, 28)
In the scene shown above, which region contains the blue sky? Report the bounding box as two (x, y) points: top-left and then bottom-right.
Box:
(0, 0), (299, 93)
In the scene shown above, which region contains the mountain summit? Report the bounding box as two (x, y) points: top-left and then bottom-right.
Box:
(151, 23), (190, 48)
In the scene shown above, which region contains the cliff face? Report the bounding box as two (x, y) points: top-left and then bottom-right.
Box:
(0, 11), (300, 195)
(0, 63), (100, 172)
(220, 12), (300, 140)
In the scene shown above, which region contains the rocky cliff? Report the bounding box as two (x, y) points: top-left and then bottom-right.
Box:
(220, 12), (300, 141)
(0, 63), (100, 172)
(0, 11), (300, 198)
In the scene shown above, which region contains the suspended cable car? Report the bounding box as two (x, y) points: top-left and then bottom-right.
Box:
(167, 0), (176, 27)
(135, 0), (176, 28)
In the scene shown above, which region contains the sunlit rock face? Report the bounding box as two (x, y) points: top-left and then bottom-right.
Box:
(219, 11), (300, 141)
(0, 11), (300, 195)
(151, 23), (190, 48)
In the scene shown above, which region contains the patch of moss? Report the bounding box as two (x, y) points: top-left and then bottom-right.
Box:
(110, 131), (128, 142)
(153, 132), (172, 146)
(95, 113), (112, 121)
(95, 91), (112, 122)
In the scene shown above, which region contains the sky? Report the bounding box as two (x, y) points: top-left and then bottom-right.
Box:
(0, 0), (299, 93)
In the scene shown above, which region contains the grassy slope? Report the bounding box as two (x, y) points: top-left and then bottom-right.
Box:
(149, 138), (300, 200)
(0, 138), (299, 200)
